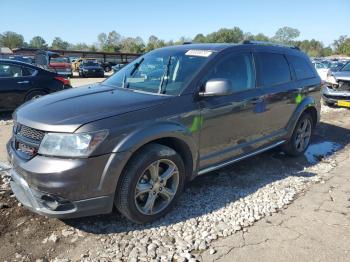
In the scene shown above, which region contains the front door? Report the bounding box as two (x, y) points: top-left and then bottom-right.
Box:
(198, 51), (266, 169)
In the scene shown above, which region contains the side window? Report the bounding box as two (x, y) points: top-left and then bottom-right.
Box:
(288, 55), (315, 80)
(22, 67), (36, 76)
(255, 52), (291, 87)
(0, 64), (24, 78)
(206, 52), (255, 92)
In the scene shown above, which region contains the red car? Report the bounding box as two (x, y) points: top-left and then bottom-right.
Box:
(35, 50), (72, 77)
(49, 57), (72, 77)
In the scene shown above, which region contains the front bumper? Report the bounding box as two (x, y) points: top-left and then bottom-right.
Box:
(9, 168), (113, 218)
(322, 85), (350, 105)
(82, 70), (104, 77)
(56, 71), (72, 77)
(6, 141), (122, 219)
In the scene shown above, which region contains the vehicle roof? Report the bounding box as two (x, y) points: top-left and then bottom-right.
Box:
(0, 58), (36, 67)
(158, 43), (304, 56)
(0, 59), (49, 72)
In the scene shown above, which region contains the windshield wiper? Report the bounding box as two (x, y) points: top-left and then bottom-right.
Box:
(121, 58), (144, 89)
(130, 58), (144, 76)
(121, 72), (127, 88)
(158, 56), (172, 94)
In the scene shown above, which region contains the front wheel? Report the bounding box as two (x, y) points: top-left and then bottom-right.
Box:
(115, 144), (185, 224)
(283, 113), (313, 156)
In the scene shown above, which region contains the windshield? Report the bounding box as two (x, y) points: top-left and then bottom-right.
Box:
(103, 49), (211, 95)
(341, 62), (350, 71)
(83, 61), (99, 66)
(50, 57), (69, 63)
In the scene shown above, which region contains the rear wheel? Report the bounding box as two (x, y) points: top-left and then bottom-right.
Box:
(24, 90), (47, 102)
(283, 113), (313, 156)
(115, 144), (185, 224)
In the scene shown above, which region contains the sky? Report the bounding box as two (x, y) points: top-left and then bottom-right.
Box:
(1, 0), (349, 46)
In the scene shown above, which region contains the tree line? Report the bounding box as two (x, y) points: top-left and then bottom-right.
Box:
(0, 26), (349, 57)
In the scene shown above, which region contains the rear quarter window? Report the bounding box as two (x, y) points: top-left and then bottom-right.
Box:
(254, 52), (291, 87)
(288, 55), (315, 80)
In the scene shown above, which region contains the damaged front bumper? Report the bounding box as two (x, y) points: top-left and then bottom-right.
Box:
(6, 141), (116, 219)
(322, 85), (350, 107)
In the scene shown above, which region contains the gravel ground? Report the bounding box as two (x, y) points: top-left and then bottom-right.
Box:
(0, 92), (350, 261)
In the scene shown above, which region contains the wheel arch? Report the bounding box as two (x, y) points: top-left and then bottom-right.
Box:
(23, 88), (49, 102)
(286, 96), (320, 138)
(98, 122), (199, 196)
(116, 122), (198, 179)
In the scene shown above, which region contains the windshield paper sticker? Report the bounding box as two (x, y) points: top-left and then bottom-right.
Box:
(185, 50), (213, 57)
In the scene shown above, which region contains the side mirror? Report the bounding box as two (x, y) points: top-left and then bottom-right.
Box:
(199, 78), (233, 97)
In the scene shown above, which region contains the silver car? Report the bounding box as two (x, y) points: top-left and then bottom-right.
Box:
(323, 62), (350, 107)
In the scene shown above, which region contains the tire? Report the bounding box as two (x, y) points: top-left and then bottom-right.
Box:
(24, 90), (47, 102)
(115, 143), (185, 224)
(283, 113), (313, 156)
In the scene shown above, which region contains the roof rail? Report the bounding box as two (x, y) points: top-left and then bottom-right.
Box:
(241, 40), (300, 50)
(182, 42), (193, 45)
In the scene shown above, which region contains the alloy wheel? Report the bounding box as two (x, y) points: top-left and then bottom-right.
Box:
(134, 159), (179, 215)
(295, 118), (312, 152)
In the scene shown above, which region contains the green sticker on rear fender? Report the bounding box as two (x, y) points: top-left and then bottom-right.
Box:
(189, 116), (203, 133)
(295, 94), (303, 104)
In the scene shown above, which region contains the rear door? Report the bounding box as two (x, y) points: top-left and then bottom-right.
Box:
(253, 51), (295, 138)
(198, 51), (267, 168)
(287, 54), (321, 108)
(0, 62), (35, 110)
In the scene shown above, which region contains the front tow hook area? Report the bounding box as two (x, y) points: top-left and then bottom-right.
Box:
(0, 161), (12, 176)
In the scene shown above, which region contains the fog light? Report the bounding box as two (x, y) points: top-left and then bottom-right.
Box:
(40, 195), (75, 211)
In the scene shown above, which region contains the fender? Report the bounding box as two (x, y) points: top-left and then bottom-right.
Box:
(113, 121), (198, 162)
(97, 121), (199, 193)
(286, 95), (319, 138)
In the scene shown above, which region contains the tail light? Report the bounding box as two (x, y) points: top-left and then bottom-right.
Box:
(54, 76), (70, 86)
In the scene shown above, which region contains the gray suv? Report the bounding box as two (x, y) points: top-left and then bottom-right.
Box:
(7, 42), (321, 223)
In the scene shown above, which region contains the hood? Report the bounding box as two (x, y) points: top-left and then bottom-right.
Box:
(14, 84), (170, 133)
(333, 71), (350, 81)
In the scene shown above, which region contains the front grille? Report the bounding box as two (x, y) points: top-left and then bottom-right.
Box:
(17, 142), (37, 157)
(13, 123), (45, 159)
(18, 125), (45, 141)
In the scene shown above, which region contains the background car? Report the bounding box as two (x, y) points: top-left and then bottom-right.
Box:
(100, 61), (117, 72)
(323, 61), (350, 107)
(312, 61), (329, 80)
(49, 57), (73, 77)
(71, 57), (95, 72)
(112, 63), (125, 73)
(0, 59), (72, 111)
(34, 50), (72, 77)
(78, 60), (104, 77)
(8, 55), (34, 64)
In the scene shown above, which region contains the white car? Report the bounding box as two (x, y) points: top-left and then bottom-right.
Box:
(312, 62), (329, 81)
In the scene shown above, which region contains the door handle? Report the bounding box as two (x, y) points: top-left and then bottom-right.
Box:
(17, 81), (30, 84)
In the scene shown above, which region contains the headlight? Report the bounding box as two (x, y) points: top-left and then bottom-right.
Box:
(38, 130), (108, 157)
